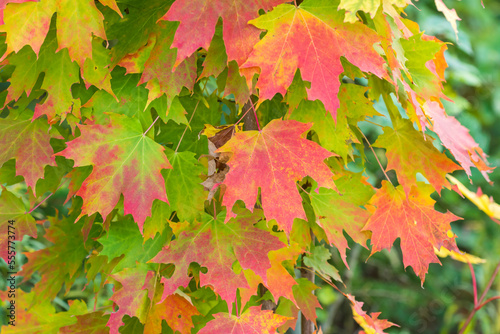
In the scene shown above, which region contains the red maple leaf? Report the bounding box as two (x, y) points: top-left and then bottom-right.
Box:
(424, 101), (493, 182)
(242, 0), (386, 117)
(363, 181), (460, 282)
(0, 113), (57, 192)
(218, 119), (336, 234)
(161, 0), (283, 66)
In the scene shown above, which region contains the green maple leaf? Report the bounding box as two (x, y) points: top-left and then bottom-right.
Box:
(99, 217), (171, 272)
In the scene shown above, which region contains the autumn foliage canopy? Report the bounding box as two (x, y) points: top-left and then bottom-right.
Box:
(0, 0), (494, 333)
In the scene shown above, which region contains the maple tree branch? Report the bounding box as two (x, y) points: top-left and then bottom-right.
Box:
(360, 131), (393, 186)
(460, 260), (500, 334)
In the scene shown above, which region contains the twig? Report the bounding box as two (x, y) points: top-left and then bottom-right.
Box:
(143, 116), (160, 137)
(247, 97), (261, 131)
(27, 178), (70, 214)
(459, 261), (500, 333)
(360, 131), (393, 185)
(468, 262), (478, 305)
(175, 81), (209, 152)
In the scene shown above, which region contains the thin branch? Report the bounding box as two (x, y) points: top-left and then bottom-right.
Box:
(459, 261), (500, 334)
(468, 262), (478, 305)
(27, 193), (54, 214)
(234, 104), (252, 127)
(363, 119), (384, 128)
(175, 81), (209, 152)
(360, 131), (393, 185)
(143, 116), (160, 137)
(475, 296), (500, 311)
(297, 182), (311, 195)
(247, 97), (261, 131)
(27, 178), (70, 214)
(478, 261), (500, 305)
(175, 99), (200, 153)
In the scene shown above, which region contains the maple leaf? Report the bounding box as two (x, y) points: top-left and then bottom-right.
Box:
(139, 20), (197, 106)
(265, 243), (303, 305)
(374, 118), (461, 194)
(56, 114), (172, 228)
(19, 216), (88, 304)
(60, 311), (110, 334)
(107, 265), (150, 333)
(0, 112), (57, 191)
(150, 210), (286, 304)
(303, 244), (341, 283)
(435, 0), (460, 40)
(144, 294), (200, 334)
(82, 67), (149, 123)
(290, 99), (359, 162)
(55, 0), (107, 67)
(1, 0), (107, 68)
(292, 278), (322, 325)
(33, 47), (81, 123)
(198, 306), (290, 334)
(0, 189), (37, 262)
(219, 119), (336, 234)
(81, 37), (114, 96)
(106, 0), (172, 65)
(3, 46), (39, 104)
(0, 0), (36, 24)
(96, 0), (121, 17)
(99, 217), (171, 272)
(1, 292), (89, 334)
(346, 294), (398, 334)
(447, 174), (500, 224)
(0, 0), (54, 57)
(400, 33), (446, 100)
(424, 101), (493, 182)
(309, 171), (374, 265)
(200, 23), (227, 79)
(242, 0), (386, 117)
(339, 0), (411, 23)
(363, 181), (460, 282)
(311, 187), (371, 266)
(161, 0), (283, 67)
(162, 149), (206, 222)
